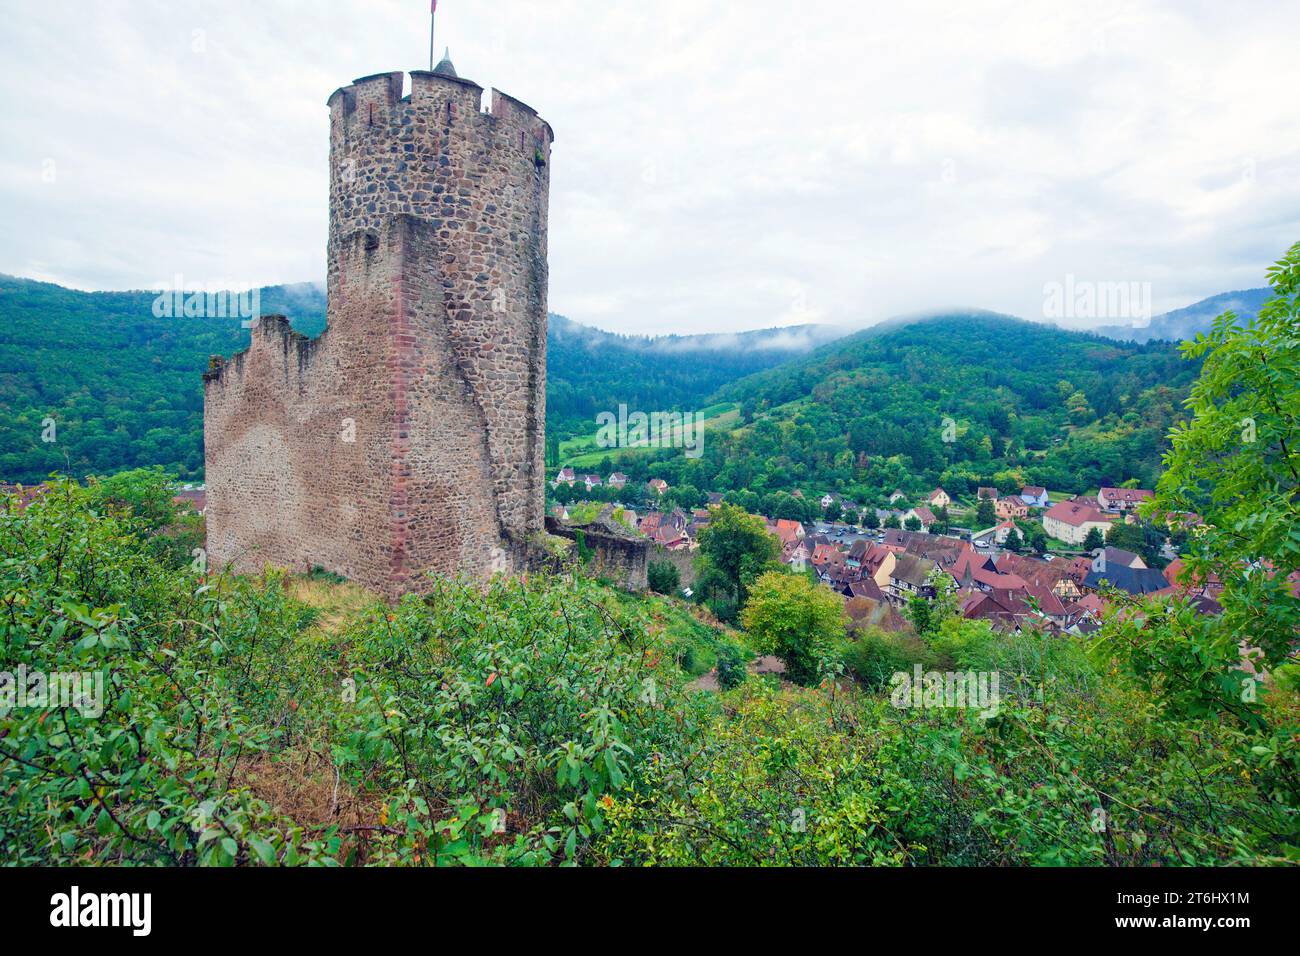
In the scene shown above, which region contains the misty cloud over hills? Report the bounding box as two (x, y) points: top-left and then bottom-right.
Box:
(1092, 288), (1272, 343)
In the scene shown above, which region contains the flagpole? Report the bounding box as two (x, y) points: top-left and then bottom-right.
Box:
(429, 1), (437, 70)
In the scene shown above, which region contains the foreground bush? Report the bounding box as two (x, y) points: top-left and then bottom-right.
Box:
(0, 481), (697, 865)
(0, 480), (338, 865)
(599, 662), (1295, 866)
(2, 480), (1294, 866)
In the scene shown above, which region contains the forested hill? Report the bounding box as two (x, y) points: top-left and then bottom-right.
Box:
(546, 315), (845, 439)
(635, 312), (1200, 499)
(0, 275), (841, 484)
(0, 276), (327, 483)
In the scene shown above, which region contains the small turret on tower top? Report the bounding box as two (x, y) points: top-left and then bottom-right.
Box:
(433, 47), (458, 77)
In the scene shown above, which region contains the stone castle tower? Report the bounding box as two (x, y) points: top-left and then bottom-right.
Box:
(203, 57), (554, 597)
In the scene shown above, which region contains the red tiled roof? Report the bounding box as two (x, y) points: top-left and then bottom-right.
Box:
(1162, 558), (1223, 593)
(962, 590), (1028, 627)
(861, 544), (894, 574)
(1044, 501), (1114, 527)
(997, 553), (1080, 594)
(1023, 580), (1067, 617)
(976, 568), (1026, 590)
(773, 519), (804, 545)
(1071, 593), (1107, 615)
(812, 543), (846, 566)
(902, 534), (967, 565)
(651, 524), (687, 547)
(950, 549), (995, 582)
(1065, 556), (1093, 581)
(783, 539), (812, 561)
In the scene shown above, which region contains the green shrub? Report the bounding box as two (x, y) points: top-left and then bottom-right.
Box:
(0, 480), (696, 866)
(647, 559), (680, 595)
(0, 480), (341, 866)
(308, 566), (348, 584)
(600, 656), (1295, 866)
(840, 628), (934, 689)
(4, 478), (1293, 868)
(740, 571), (845, 686)
(716, 643), (748, 689)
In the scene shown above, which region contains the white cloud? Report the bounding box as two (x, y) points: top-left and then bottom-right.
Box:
(0, 0), (1296, 332)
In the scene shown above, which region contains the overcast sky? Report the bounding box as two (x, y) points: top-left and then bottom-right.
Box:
(1, 0), (1297, 335)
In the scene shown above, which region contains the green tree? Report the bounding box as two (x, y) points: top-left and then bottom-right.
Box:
(715, 644), (749, 690)
(1106, 519), (1166, 567)
(1026, 524), (1048, 555)
(1082, 526), (1106, 552)
(1098, 240), (1300, 810)
(740, 571), (845, 685)
(1065, 390), (1093, 425)
(87, 466), (179, 531)
(933, 505), (951, 535)
(906, 570), (959, 636)
(976, 498), (996, 528)
(647, 559), (681, 595)
(695, 504), (781, 622)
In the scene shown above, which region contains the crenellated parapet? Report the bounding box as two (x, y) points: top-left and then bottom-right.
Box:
(325, 69), (553, 254)
(327, 69), (553, 150)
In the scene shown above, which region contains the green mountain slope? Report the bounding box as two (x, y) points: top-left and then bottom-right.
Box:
(546, 315), (844, 440)
(0, 277), (327, 483)
(614, 312), (1199, 503)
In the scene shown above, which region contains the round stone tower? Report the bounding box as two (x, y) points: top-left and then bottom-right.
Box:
(325, 63), (554, 586)
(203, 62), (553, 596)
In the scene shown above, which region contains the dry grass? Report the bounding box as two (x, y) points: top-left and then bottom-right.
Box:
(236, 748), (392, 863)
(239, 749), (375, 831)
(286, 575), (377, 635)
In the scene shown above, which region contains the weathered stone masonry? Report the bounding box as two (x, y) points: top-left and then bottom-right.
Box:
(204, 66), (554, 597)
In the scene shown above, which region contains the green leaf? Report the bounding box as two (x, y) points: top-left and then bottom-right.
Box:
(250, 837), (277, 865)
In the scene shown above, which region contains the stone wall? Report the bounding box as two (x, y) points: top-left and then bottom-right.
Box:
(544, 516), (650, 592)
(650, 544), (697, 588)
(204, 69), (553, 598)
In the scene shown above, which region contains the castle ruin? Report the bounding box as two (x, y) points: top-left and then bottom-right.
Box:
(203, 56), (554, 597)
